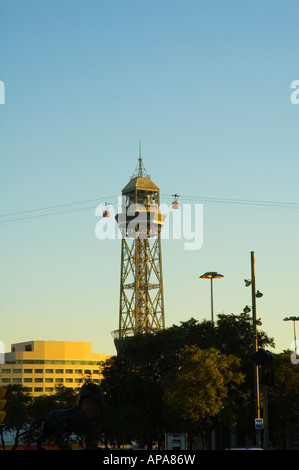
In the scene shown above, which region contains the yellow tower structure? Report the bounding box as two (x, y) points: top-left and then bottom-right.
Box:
(113, 152), (166, 345)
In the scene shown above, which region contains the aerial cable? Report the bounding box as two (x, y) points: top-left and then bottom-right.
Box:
(0, 195), (119, 225)
(1, 193), (299, 226)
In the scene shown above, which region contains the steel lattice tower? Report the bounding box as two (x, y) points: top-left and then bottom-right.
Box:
(112, 153), (166, 345)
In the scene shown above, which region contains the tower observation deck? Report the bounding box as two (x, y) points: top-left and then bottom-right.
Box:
(112, 153), (166, 346)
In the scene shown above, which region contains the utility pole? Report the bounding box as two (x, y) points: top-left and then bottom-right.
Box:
(251, 251), (261, 448)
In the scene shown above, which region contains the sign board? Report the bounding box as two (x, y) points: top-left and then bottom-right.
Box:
(165, 433), (187, 450)
(255, 418), (264, 430)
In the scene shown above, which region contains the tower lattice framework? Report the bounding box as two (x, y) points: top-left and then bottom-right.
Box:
(112, 155), (166, 344)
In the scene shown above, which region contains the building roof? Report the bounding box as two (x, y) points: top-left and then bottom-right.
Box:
(4, 340), (109, 363)
(122, 176), (159, 194)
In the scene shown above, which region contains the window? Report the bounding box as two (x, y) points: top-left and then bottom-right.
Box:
(75, 369), (82, 374)
(25, 345), (32, 351)
(35, 369), (43, 374)
(24, 369), (33, 374)
(84, 370), (91, 375)
(1, 369), (11, 374)
(75, 378), (82, 383)
(65, 378), (73, 383)
(65, 369), (73, 374)
(45, 378), (53, 383)
(13, 378), (22, 383)
(45, 369), (53, 374)
(1, 378), (10, 383)
(34, 387), (43, 392)
(13, 369), (22, 374)
(45, 387), (54, 393)
(55, 378), (63, 383)
(55, 369), (63, 374)
(35, 378), (43, 383)
(24, 378), (32, 383)
(93, 370), (99, 374)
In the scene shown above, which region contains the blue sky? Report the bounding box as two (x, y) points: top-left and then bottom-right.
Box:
(1, 0), (299, 356)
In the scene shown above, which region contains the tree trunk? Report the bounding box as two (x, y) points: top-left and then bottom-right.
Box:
(12, 428), (21, 450)
(0, 429), (5, 450)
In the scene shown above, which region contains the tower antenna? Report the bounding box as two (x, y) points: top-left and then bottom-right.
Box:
(138, 141), (142, 175)
(132, 142), (149, 178)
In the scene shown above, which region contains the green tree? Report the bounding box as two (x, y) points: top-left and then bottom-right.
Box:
(28, 385), (77, 422)
(268, 352), (299, 449)
(0, 384), (32, 449)
(102, 313), (274, 449)
(101, 350), (164, 449)
(213, 312), (275, 446)
(163, 345), (244, 448)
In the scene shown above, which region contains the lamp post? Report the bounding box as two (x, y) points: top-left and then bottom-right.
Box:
(244, 251), (264, 448)
(199, 271), (224, 324)
(283, 316), (299, 352)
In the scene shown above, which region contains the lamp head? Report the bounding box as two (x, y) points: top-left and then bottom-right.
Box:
(200, 271), (224, 279)
(244, 279), (252, 287)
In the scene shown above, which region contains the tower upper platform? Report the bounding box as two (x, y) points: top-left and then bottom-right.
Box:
(116, 154), (165, 237)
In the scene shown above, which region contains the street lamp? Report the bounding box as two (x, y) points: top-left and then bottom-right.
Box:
(283, 316), (299, 351)
(243, 305), (251, 314)
(199, 271), (224, 324)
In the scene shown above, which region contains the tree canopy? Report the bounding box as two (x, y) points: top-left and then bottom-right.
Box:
(5, 313), (299, 449)
(100, 313), (274, 449)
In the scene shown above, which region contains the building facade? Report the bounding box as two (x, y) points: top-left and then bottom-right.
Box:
(0, 340), (109, 396)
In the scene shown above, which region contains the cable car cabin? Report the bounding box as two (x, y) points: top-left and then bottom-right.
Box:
(172, 194), (180, 209)
(172, 201), (180, 209)
(103, 210), (111, 217)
